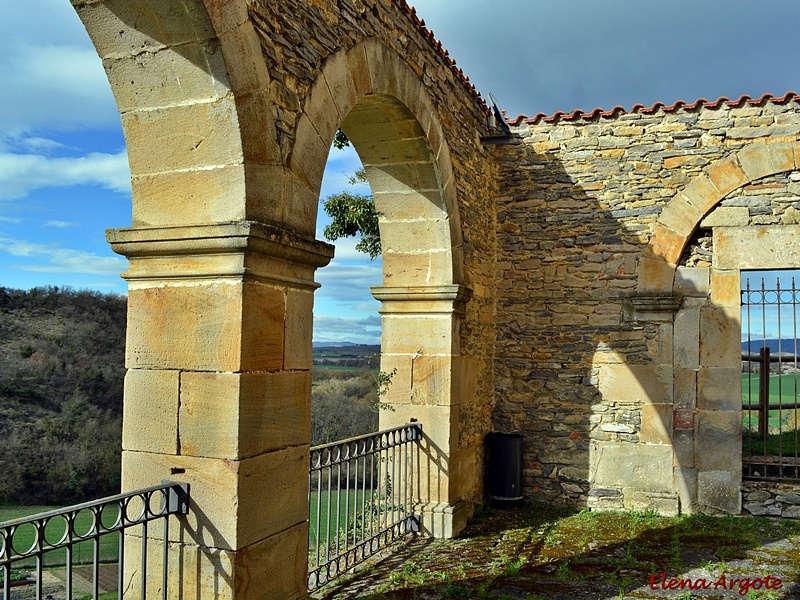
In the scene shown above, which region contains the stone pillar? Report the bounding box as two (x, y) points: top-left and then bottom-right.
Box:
(371, 284), (473, 538)
(109, 222), (333, 599)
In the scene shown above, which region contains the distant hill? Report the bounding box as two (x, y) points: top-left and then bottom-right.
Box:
(742, 339), (800, 354)
(0, 286), (127, 505)
(313, 341), (378, 348)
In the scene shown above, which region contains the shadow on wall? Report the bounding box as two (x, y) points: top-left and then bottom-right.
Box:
(490, 137), (743, 516)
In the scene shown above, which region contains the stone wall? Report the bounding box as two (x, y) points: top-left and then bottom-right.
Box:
(743, 481), (800, 518)
(494, 96), (800, 514)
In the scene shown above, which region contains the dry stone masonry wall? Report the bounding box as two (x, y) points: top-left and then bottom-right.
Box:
(494, 96), (800, 514)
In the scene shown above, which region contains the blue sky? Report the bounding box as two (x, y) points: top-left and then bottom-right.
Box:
(3, 1), (800, 344)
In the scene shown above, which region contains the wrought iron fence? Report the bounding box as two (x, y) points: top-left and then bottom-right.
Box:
(1, 481), (189, 600)
(742, 275), (800, 481)
(308, 423), (422, 590)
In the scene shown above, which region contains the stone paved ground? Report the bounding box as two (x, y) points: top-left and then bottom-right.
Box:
(314, 503), (800, 599)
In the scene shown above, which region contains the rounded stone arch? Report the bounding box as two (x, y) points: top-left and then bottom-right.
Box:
(291, 38), (465, 287)
(294, 38), (474, 537)
(638, 139), (800, 294)
(73, 0), (281, 229)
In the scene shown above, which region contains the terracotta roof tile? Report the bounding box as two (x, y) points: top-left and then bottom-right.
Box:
(507, 91), (800, 125)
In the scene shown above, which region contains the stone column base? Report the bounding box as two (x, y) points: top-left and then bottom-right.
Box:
(416, 499), (467, 538)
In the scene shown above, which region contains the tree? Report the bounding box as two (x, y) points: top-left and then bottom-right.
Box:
(321, 169), (382, 259)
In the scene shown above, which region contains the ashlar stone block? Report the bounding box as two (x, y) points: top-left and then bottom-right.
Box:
(179, 371), (311, 460)
(637, 257), (676, 294)
(122, 369), (179, 454)
(697, 470), (741, 514)
(700, 206), (749, 228)
(641, 403), (672, 444)
(695, 411), (741, 472)
(126, 281), (285, 372)
(131, 164), (248, 227)
(597, 364), (672, 405)
(674, 368), (697, 410)
(673, 308), (700, 369)
(121, 521), (308, 600)
(122, 97), (243, 176)
(674, 266), (709, 297)
(590, 442), (673, 493)
(121, 447), (308, 551)
(697, 368), (741, 411)
(710, 268), (740, 308)
(699, 306), (740, 368)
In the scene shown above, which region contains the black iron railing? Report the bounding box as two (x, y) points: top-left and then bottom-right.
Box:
(0, 481), (189, 600)
(742, 275), (800, 481)
(308, 423), (422, 590)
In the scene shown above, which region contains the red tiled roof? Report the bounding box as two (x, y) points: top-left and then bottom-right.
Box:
(506, 91), (800, 125)
(395, 0), (489, 112)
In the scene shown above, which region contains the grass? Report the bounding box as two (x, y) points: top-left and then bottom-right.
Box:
(330, 504), (800, 600)
(742, 373), (800, 454)
(0, 504), (119, 568)
(309, 488), (396, 544)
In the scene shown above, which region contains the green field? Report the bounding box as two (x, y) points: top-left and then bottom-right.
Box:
(309, 488), (375, 543)
(742, 373), (800, 455)
(0, 504), (119, 568)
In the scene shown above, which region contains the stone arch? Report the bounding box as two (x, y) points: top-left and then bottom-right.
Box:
(638, 139), (800, 294)
(73, 0), (283, 228)
(630, 139), (800, 514)
(72, 3), (477, 596)
(294, 39), (473, 537)
(292, 38), (464, 286)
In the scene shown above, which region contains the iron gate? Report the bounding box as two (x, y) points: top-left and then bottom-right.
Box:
(742, 274), (800, 481)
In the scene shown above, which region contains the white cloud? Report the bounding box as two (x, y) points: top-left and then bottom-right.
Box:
(313, 315), (381, 344)
(316, 260), (382, 302)
(44, 221), (78, 229)
(0, 236), (126, 276)
(0, 149), (130, 200)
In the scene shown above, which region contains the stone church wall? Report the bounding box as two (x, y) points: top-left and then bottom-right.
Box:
(493, 96), (800, 513)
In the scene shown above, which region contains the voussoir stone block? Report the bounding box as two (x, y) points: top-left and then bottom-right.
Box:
(705, 155), (748, 197)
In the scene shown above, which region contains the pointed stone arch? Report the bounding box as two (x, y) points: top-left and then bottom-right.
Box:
(638, 140), (800, 294)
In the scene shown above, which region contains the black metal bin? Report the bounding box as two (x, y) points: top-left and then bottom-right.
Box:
(485, 432), (523, 507)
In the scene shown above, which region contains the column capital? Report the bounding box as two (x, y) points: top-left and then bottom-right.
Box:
(108, 221), (334, 289)
(370, 284), (472, 316)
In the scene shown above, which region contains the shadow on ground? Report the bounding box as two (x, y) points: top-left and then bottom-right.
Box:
(314, 502), (800, 600)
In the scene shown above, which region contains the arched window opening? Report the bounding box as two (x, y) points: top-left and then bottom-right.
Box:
(311, 142), (383, 446)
